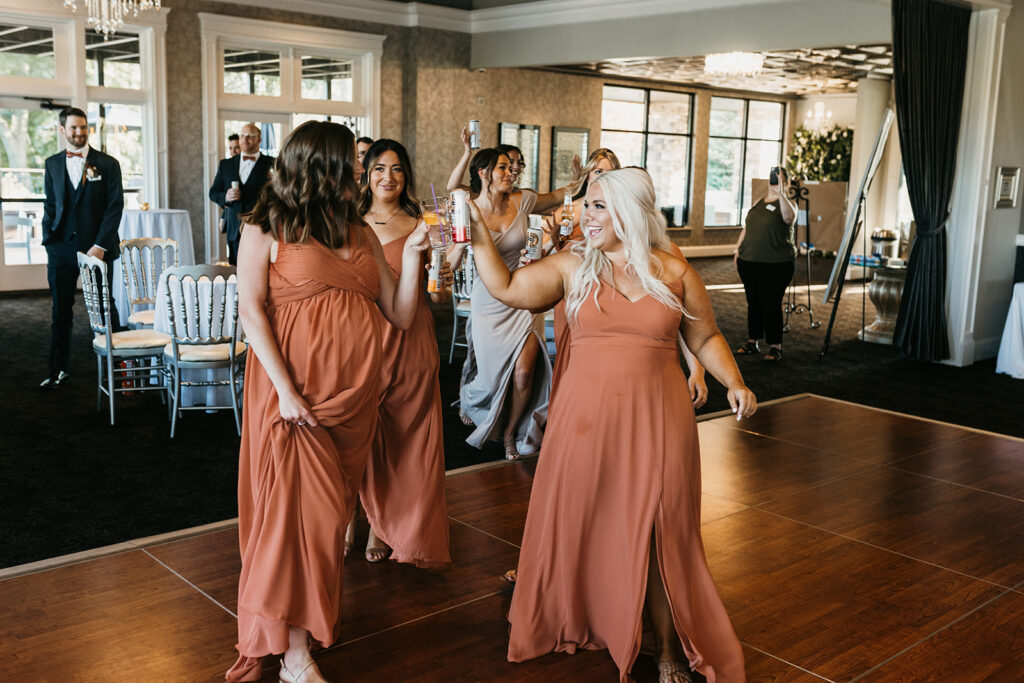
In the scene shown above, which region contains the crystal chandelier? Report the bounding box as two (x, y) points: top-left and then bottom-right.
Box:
(63, 0), (161, 37)
(704, 52), (765, 78)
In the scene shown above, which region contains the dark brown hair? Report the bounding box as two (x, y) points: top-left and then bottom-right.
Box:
(357, 139), (420, 219)
(469, 148), (509, 198)
(248, 121), (363, 248)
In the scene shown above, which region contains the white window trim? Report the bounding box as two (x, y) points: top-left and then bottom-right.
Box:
(198, 13), (384, 263)
(0, 1), (168, 291)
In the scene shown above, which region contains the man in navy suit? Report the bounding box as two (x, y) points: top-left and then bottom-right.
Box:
(39, 106), (124, 388)
(209, 123), (274, 265)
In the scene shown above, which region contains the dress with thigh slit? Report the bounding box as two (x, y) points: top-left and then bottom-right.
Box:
(459, 189), (552, 454)
(507, 276), (745, 683)
(227, 238), (382, 682)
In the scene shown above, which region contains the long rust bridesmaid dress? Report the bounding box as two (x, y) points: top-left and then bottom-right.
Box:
(359, 236), (451, 566)
(508, 275), (745, 683)
(227, 237), (383, 682)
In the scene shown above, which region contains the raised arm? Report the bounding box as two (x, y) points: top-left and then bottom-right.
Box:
(369, 222), (431, 329)
(532, 186), (572, 214)
(677, 265), (756, 419)
(236, 225), (317, 427)
(468, 200), (567, 311)
(446, 127), (473, 192)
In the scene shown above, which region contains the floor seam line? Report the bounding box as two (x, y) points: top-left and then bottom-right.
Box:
(331, 591), (502, 650)
(753, 509), (1012, 589)
(448, 516), (522, 549)
(746, 463), (886, 509)
(141, 548), (238, 619)
(738, 642), (834, 682)
(848, 585), (1019, 681)
(884, 465), (1024, 503)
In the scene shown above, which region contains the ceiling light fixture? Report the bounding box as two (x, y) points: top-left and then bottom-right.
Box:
(63, 0), (161, 37)
(704, 51), (765, 77)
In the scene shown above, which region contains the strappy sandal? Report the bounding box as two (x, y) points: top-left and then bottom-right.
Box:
(365, 529), (391, 563)
(657, 659), (693, 683)
(734, 340), (759, 356)
(504, 437), (521, 461)
(458, 408), (474, 426)
(279, 657), (319, 683)
(764, 346), (783, 362)
(502, 569), (517, 583)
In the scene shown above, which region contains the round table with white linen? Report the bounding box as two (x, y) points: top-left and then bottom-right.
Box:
(996, 282), (1024, 379)
(113, 209), (196, 325)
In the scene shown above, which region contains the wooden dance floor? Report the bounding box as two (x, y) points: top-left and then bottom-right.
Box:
(2, 394), (1023, 681)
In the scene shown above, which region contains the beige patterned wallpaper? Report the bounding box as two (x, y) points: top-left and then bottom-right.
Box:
(161, 2), (795, 254)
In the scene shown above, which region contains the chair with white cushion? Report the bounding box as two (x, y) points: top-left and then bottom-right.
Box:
(161, 265), (245, 437)
(78, 253), (170, 426)
(120, 237), (178, 329)
(449, 249), (474, 364)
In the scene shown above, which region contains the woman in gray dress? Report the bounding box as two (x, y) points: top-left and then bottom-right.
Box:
(449, 148), (567, 459)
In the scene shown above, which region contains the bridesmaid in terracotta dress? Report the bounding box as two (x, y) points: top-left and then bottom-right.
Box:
(227, 122), (431, 683)
(346, 138), (452, 566)
(468, 167), (755, 683)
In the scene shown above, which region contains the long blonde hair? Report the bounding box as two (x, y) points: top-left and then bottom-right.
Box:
(564, 168), (689, 325)
(568, 148), (621, 199)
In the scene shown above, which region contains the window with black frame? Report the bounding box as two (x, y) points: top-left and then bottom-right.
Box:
(705, 97), (785, 227)
(600, 85), (693, 227)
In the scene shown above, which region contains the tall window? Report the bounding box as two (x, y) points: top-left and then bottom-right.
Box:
(201, 14), (384, 263)
(705, 97), (785, 227)
(0, 12), (166, 281)
(600, 86), (693, 227)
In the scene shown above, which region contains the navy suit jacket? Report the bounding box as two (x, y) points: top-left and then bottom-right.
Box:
(41, 148), (124, 260)
(209, 154), (274, 242)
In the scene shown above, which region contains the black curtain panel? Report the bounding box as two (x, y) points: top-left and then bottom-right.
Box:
(891, 0), (971, 361)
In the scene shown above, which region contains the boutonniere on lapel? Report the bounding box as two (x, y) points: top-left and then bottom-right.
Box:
(84, 163), (103, 182)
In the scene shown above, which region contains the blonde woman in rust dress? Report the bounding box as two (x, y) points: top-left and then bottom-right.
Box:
(468, 167), (755, 683)
(348, 138), (452, 566)
(227, 122), (430, 683)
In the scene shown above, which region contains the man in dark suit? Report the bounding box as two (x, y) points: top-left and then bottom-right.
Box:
(39, 106), (124, 388)
(209, 123), (274, 265)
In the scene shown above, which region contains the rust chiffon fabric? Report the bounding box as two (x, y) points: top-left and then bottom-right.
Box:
(359, 236), (451, 566)
(226, 239), (383, 682)
(552, 242), (687, 401)
(508, 275), (745, 683)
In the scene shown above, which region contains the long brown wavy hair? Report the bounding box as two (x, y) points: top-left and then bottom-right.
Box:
(248, 121), (363, 248)
(357, 139), (420, 219)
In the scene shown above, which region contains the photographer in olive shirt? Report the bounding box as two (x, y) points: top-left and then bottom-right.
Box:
(732, 166), (797, 362)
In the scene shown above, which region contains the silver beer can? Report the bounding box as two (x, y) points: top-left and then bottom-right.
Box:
(524, 214), (544, 263)
(468, 120), (480, 150)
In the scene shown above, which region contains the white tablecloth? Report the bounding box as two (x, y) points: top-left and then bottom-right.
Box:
(113, 209), (196, 326)
(154, 274), (240, 407)
(996, 282), (1024, 379)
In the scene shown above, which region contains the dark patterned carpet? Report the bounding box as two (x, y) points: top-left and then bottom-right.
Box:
(1, 254), (1019, 568)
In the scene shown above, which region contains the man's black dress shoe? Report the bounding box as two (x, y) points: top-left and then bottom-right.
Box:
(39, 371), (70, 388)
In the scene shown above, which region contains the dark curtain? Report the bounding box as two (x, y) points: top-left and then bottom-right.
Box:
(891, 0), (971, 360)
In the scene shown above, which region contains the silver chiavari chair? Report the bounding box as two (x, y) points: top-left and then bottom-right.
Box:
(449, 247), (475, 364)
(120, 237), (179, 329)
(78, 253), (171, 425)
(161, 265), (246, 437)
